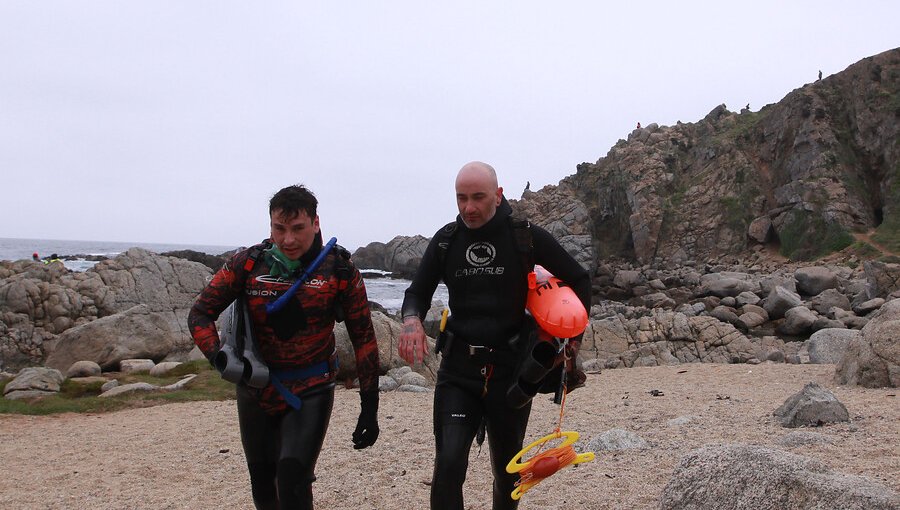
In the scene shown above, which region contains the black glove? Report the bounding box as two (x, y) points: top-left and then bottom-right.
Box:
(352, 390), (379, 450)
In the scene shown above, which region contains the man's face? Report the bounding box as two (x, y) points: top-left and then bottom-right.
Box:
(456, 173), (502, 229)
(270, 209), (320, 260)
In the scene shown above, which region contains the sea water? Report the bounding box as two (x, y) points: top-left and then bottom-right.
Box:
(0, 237), (447, 314)
(0, 237), (237, 267)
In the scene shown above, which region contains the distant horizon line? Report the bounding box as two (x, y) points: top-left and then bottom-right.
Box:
(0, 236), (375, 254)
(0, 236), (241, 249)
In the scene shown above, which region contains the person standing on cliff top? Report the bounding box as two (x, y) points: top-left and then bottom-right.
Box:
(188, 185), (380, 510)
(398, 161), (591, 510)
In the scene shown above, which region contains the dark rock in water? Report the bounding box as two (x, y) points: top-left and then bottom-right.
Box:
(161, 250), (227, 271)
(353, 236), (429, 279)
(61, 254), (109, 262)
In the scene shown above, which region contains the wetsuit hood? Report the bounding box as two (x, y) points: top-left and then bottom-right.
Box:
(456, 195), (512, 234)
(300, 232), (324, 266)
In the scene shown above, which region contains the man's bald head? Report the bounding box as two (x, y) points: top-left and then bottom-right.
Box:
(455, 161), (498, 191)
(455, 161), (503, 229)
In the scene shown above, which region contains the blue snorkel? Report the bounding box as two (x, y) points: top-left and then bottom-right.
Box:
(265, 236), (338, 314)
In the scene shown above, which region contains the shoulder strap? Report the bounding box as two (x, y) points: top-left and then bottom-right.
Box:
(333, 244), (352, 292)
(332, 244), (353, 323)
(241, 239), (272, 274)
(508, 217), (534, 274)
(435, 221), (458, 269)
(234, 239), (272, 287)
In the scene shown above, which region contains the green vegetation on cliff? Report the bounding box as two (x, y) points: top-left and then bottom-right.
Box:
(872, 162), (900, 252)
(779, 209), (854, 260)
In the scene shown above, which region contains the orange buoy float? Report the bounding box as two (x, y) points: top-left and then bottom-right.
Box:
(526, 265), (588, 339)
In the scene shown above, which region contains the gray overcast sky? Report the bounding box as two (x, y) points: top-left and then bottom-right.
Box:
(1, 1), (898, 251)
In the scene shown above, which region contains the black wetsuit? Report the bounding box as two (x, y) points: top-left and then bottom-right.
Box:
(237, 384), (334, 510)
(402, 197), (591, 510)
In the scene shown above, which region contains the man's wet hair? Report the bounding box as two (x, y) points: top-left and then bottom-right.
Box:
(269, 185), (318, 221)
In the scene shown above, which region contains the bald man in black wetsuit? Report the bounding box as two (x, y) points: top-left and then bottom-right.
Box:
(399, 162), (591, 510)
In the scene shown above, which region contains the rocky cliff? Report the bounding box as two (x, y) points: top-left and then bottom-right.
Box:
(0, 250), (211, 371)
(356, 49), (899, 275)
(518, 48), (899, 266)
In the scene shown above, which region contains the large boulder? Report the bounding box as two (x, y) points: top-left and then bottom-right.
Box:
(807, 328), (859, 364)
(351, 236), (430, 279)
(44, 304), (178, 372)
(853, 297), (885, 316)
(777, 306), (817, 336)
(863, 260), (900, 299)
(835, 298), (900, 388)
(613, 270), (645, 290)
(809, 288), (852, 316)
(0, 318), (52, 370)
(794, 266), (838, 296)
(763, 286), (803, 320)
(0, 249), (212, 371)
(759, 275), (797, 296)
(382, 236), (431, 279)
(66, 360), (102, 378)
(702, 278), (754, 298)
(580, 311), (755, 367)
(660, 444), (899, 510)
(747, 216), (772, 243)
(86, 248), (210, 350)
(0, 277), (91, 334)
(350, 241), (388, 271)
(2, 367), (64, 400)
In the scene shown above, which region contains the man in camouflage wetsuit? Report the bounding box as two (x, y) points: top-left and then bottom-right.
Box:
(189, 185), (380, 510)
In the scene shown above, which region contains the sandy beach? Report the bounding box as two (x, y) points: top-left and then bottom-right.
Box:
(1, 363), (897, 510)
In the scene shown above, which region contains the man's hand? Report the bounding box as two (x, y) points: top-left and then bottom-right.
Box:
(352, 390), (379, 449)
(398, 316), (428, 365)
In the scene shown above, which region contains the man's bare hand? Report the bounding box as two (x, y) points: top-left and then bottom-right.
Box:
(398, 316), (428, 365)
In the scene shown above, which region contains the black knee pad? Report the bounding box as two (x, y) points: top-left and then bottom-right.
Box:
(247, 462), (277, 505)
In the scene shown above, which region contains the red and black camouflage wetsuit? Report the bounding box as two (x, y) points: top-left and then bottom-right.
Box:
(188, 239), (380, 414)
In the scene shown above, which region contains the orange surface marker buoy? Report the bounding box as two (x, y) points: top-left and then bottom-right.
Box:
(526, 265), (588, 339)
(507, 266), (594, 501)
